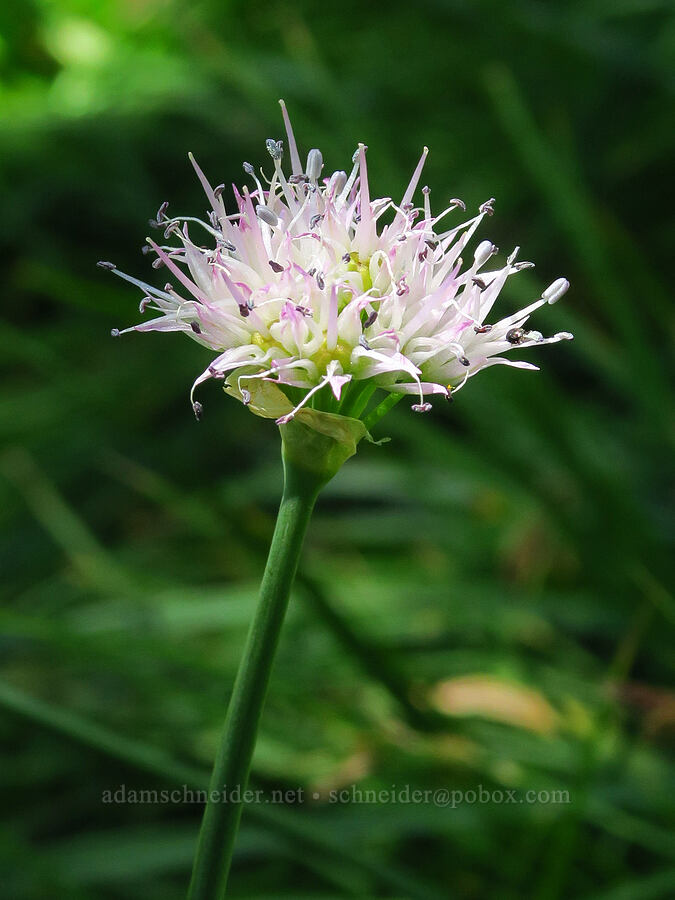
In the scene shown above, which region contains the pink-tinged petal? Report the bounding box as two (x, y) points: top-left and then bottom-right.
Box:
(146, 239), (210, 304)
(188, 152), (226, 221)
(279, 99), (302, 176)
(385, 381), (450, 396)
(400, 146), (429, 210)
(325, 360), (351, 400)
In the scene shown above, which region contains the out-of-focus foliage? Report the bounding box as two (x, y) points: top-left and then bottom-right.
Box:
(1, 1), (673, 897)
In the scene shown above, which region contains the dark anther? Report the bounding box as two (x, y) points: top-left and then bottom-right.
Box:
(238, 304), (250, 318)
(214, 184), (225, 198)
(310, 214), (323, 229)
(192, 401), (203, 421)
(307, 267), (316, 277)
(474, 324), (492, 334)
(164, 283), (174, 293)
(459, 356), (470, 367)
(97, 260), (116, 270)
(472, 277), (487, 289)
(156, 201), (169, 222)
(353, 214), (361, 224)
(359, 335), (371, 350)
(316, 272), (325, 290)
(152, 258), (164, 269)
(190, 322), (202, 334)
(425, 239), (438, 250)
(342, 253), (351, 263)
(363, 310), (378, 328)
(506, 327), (526, 344)
(269, 260), (284, 273)
(418, 248), (428, 262)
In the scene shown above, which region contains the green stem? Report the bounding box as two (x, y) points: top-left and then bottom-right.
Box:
(187, 457), (322, 900)
(363, 392), (403, 431)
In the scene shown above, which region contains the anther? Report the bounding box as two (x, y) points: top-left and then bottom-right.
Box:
(97, 260), (116, 270)
(459, 355), (471, 366)
(266, 139), (283, 160)
(412, 402), (432, 413)
(342, 253), (351, 263)
(448, 198), (466, 211)
(190, 322), (202, 334)
(192, 401), (203, 421)
(543, 278), (570, 305)
(269, 260), (284, 273)
(214, 184), (225, 198)
(425, 239), (439, 250)
(418, 248), (428, 262)
(359, 335), (371, 350)
(241, 389), (251, 405)
(306, 149), (323, 181)
(474, 240), (497, 267)
(110, 327), (120, 337)
(513, 261), (535, 271)
(255, 205), (278, 226)
(363, 310), (378, 328)
(152, 258), (164, 269)
(479, 198), (496, 215)
(156, 201), (169, 222)
(330, 171), (347, 194)
(316, 272), (325, 290)
(243, 161), (255, 175)
(310, 214), (323, 229)
(238, 304), (250, 318)
(474, 324), (492, 334)
(472, 277), (487, 289)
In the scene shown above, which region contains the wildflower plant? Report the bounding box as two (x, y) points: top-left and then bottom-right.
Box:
(103, 101), (572, 898)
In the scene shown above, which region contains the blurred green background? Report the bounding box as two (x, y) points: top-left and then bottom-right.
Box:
(1, 0), (674, 898)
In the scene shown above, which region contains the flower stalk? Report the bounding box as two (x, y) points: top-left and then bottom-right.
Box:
(188, 449), (323, 900)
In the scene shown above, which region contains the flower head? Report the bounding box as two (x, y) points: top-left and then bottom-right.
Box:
(104, 101), (572, 427)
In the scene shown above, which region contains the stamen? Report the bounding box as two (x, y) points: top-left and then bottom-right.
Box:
(266, 139), (283, 160)
(256, 205), (279, 227)
(474, 240), (498, 267)
(306, 149), (323, 181)
(543, 278), (570, 304)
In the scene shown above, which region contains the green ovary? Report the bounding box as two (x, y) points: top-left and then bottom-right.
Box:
(312, 340), (352, 374)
